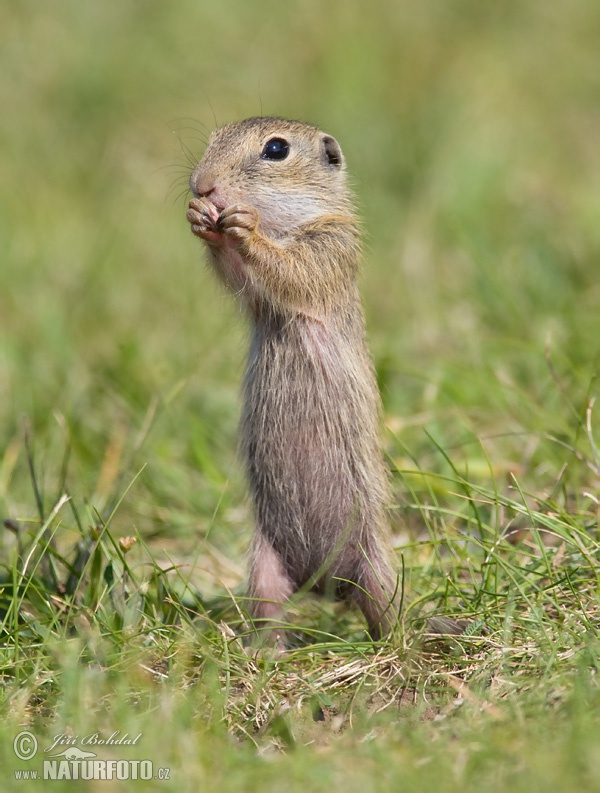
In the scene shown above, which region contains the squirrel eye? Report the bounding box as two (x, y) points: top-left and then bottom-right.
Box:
(261, 137), (290, 161)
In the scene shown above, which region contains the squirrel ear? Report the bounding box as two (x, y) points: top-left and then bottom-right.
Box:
(322, 135), (344, 169)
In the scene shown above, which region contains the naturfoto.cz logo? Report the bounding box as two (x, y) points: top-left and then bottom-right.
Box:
(12, 730), (171, 782)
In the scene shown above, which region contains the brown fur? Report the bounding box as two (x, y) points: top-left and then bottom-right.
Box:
(186, 117), (398, 645)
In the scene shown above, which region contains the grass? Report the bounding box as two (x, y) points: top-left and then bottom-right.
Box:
(2, 0), (600, 790)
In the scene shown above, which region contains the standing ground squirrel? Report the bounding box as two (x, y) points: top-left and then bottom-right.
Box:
(186, 116), (398, 646)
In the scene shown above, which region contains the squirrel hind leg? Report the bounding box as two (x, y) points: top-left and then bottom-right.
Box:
(247, 531), (295, 649)
(345, 554), (400, 641)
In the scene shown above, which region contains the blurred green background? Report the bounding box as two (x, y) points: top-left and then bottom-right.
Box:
(2, 0), (600, 575)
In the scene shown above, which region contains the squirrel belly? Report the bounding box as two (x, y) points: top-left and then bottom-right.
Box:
(241, 309), (388, 592)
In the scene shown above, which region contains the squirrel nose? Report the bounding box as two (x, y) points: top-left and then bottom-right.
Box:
(191, 185), (215, 200)
(189, 171), (216, 199)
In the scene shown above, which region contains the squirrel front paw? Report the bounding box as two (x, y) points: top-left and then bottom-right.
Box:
(217, 203), (259, 248)
(187, 198), (221, 243)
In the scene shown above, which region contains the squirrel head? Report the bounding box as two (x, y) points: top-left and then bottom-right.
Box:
(190, 117), (354, 239)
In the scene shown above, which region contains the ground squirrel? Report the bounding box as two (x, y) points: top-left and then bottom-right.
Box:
(186, 116), (398, 645)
